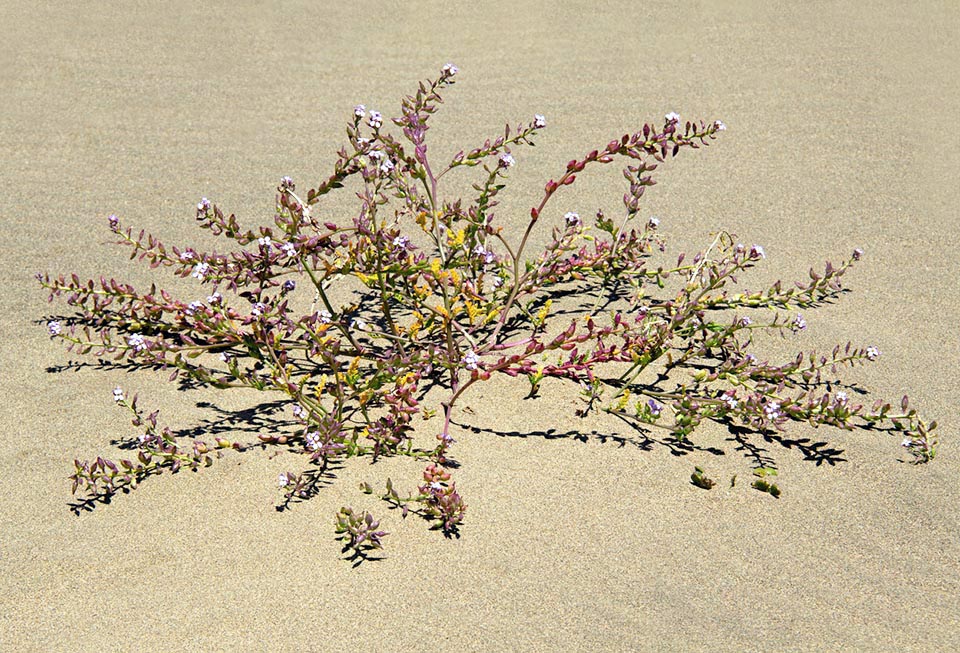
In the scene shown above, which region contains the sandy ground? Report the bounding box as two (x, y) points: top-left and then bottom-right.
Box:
(2, 2), (959, 651)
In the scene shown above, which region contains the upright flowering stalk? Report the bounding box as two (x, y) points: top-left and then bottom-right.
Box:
(39, 65), (938, 558)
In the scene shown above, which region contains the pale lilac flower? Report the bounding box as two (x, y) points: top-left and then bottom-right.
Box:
(279, 176), (294, 190)
(722, 390), (738, 411)
(648, 216), (660, 229)
(379, 159), (395, 175)
(351, 317), (367, 331)
(564, 211), (581, 227)
(442, 63), (459, 76)
(128, 334), (146, 352)
(734, 242), (746, 254)
(393, 235), (409, 249)
(368, 110), (382, 129)
(108, 214), (120, 232)
(180, 251), (194, 262)
(258, 236), (272, 248)
(491, 275), (504, 289)
(207, 291), (222, 305)
(368, 149), (384, 161)
(292, 404), (306, 419)
(463, 350), (480, 371)
(835, 391), (849, 406)
(664, 111), (681, 124)
(533, 114), (546, 129)
(305, 431), (321, 451)
(277, 472), (291, 488)
(47, 320), (62, 336)
(499, 152), (515, 168)
(192, 262), (209, 280)
(713, 120), (727, 131)
(866, 345), (881, 361)
(853, 248), (864, 261)
(749, 244), (766, 260)
(429, 481), (443, 491)
(354, 104), (366, 119)
(185, 300), (204, 316)
(282, 280), (296, 292)
(792, 314), (807, 332)
(438, 431), (455, 444)
(738, 316), (752, 327)
(473, 244), (495, 264)
(197, 197), (211, 213)
(647, 399), (663, 416)
(764, 401), (782, 421)
(319, 310), (332, 324)
(281, 242), (296, 257)
(251, 302), (267, 317)
(219, 352), (229, 363)
(113, 386), (125, 403)
(901, 437), (914, 448)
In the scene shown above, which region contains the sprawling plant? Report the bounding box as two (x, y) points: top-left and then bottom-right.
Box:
(39, 65), (937, 558)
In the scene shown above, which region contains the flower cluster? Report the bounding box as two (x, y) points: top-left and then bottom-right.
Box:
(39, 66), (938, 559)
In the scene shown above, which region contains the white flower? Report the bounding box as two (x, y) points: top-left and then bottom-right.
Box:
(664, 111), (681, 124)
(713, 120), (727, 131)
(279, 176), (294, 190)
(47, 320), (62, 336)
(354, 104), (366, 119)
(564, 211), (581, 227)
(738, 316), (752, 327)
(901, 437), (914, 448)
(835, 391), (848, 406)
(722, 391), (738, 411)
(277, 472), (291, 488)
(305, 431), (322, 451)
(185, 300), (204, 316)
(180, 251), (194, 262)
(207, 291), (222, 305)
(429, 481), (443, 491)
(113, 387), (125, 403)
(292, 404), (305, 419)
(251, 302), (267, 317)
(853, 248), (864, 261)
(533, 114), (546, 129)
(351, 317), (367, 331)
(491, 275), (504, 289)
(197, 197), (211, 212)
(219, 352), (229, 363)
(281, 242), (296, 257)
(128, 334), (146, 352)
(379, 159), (395, 175)
(866, 345), (881, 361)
(192, 262), (209, 280)
(393, 235), (409, 249)
(749, 244), (766, 260)
(764, 402), (782, 421)
(319, 310), (332, 324)
(463, 350), (480, 371)
(368, 110), (382, 129)
(258, 236), (272, 248)
(647, 216), (660, 229)
(442, 63), (459, 76)
(499, 152), (515, 168)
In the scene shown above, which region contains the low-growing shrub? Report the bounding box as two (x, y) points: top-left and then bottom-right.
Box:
(39, 65), (937, 558)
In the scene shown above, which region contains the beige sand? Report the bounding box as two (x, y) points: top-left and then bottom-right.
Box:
(2, 2), (958, 651)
